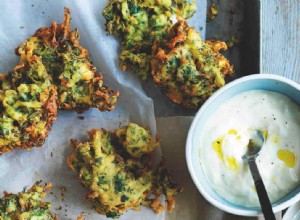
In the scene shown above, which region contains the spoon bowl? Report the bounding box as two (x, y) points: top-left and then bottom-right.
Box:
(242, 130), (265, 161)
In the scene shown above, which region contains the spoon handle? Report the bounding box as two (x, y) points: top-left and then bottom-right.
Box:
(248, 159), (276, 220)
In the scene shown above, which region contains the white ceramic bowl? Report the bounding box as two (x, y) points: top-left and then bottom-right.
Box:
(186, 74), (300, 216)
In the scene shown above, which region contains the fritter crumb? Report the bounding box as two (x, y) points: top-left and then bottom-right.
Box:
(226, 35), (240, 48)
(207, 3), (219, 22)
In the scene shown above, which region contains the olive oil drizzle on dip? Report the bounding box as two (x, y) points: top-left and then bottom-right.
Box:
(199, 90), (300, 206)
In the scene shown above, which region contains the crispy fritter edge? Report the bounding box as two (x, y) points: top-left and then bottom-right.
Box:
(0, 56), (58, 155)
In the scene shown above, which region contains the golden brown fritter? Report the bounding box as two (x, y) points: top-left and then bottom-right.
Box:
(17, 8), (119, 113)
(67, 123), (181, 218)
(115, 122), (159, 158)
(103, 0), (197, 79)
(0, 54), (57, 155)
(151, 21), (233, 108)
(0, 181), (57, 220)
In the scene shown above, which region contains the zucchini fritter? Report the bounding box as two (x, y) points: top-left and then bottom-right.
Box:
(17, 8), (119, 113)
(115, 122), (159, 158)
(0, 55), (57, 155)
(151, 21), (233, 108)
(0, 181), (57, 220)
(67, 123), (181, 218)
(103, 0), (197, 79)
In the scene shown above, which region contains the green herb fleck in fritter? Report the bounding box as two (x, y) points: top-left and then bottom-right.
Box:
(151, 21), (234, 108)
(67, 123), (181, 218)
(0, 181), (57, 220)
(115, 122), (159, 158)
(0, 54), (57, 155)
(103, 0), (197, 79)
(17, 8), (119, 113)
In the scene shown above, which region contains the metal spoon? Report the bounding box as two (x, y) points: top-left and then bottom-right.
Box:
(242, 130), (276, 220)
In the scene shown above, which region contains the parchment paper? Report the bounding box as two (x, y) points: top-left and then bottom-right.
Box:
(0, 1), (206, 220)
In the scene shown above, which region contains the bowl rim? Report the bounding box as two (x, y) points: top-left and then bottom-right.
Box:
(186, 73), (300, 216)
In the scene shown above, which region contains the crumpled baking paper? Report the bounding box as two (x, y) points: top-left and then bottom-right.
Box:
(0, 0), (206, 220)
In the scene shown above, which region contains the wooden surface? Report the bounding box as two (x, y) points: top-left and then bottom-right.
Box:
(260, 0), (300, 83)
(260, 1), (300, 218)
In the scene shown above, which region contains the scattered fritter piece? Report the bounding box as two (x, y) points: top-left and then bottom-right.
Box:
(115, 122), (159, 158)
(0, 54), (57, 155)
(207, 3), (218, 22)
(103, 0), (197, 79)
(226, 35), (240, 49)
(77, 213), (85, 220)
(151, 21), (234, 108)
(0, 181), (57, 220)
(67, 123), (181, 218)
(17, 8), (119, 113)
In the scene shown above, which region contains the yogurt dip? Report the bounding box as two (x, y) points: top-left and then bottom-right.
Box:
(199, 90), (300, 207)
